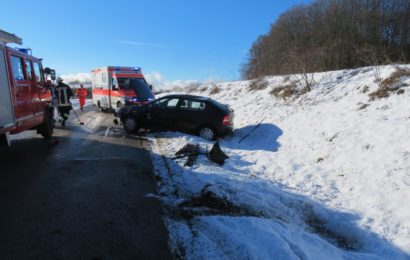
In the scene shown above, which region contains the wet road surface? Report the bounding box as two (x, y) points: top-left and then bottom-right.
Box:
(0, 106), (171, 260)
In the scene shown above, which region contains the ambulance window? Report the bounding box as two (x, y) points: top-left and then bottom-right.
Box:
(25, 60), (34, 81)
(102, 73), (107, 83)
(112, 78), (118, 90)
(33, 62), (44, 82)
(10, 56), (25, 80)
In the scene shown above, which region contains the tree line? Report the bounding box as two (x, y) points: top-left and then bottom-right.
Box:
(242, 0), (410, 79)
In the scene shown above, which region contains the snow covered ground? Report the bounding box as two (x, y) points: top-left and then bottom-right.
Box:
(149, 65), (410, 259)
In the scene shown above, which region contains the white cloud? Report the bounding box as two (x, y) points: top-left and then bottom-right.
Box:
(60, 71), (211, 91)
(117, 40), (165, 48)
(60, 73), (91, 84)
(144, 71), (201, 90)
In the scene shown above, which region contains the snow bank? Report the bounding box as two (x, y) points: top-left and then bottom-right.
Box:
(149, 65), (410, 259)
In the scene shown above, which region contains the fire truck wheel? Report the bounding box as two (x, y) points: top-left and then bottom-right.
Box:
(123, 116), (139, 133)
(38, 109), (54, 139)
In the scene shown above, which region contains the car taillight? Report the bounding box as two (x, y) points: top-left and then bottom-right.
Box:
(222, 114), (233, 126)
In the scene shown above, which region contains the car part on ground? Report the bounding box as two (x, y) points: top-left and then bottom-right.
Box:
(173, 142), (229, 166)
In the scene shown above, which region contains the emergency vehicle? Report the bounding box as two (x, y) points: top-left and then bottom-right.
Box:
(0, 29), (55, 146)
(91, 66), (154, 111)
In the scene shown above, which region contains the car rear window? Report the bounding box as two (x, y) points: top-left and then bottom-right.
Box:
(209, 99), (230, 113)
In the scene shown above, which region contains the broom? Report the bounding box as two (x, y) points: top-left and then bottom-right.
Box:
(72, 110), (84, 125)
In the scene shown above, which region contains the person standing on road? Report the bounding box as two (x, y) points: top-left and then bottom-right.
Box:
(55, 77), (73, 127)
(77, 84), (88, 111)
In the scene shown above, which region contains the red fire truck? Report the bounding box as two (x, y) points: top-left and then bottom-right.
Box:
(91, 66), (154, 111)
(0, 29), (55, 146)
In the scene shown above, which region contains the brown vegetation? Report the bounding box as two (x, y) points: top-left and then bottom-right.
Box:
(248, 78), (269, 91)
(209, 85), (221, 95)
(270, 84), (297, 99)
(369, 67), (410, 100)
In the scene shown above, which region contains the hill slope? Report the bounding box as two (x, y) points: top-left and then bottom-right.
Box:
(150, 65), (410, 259)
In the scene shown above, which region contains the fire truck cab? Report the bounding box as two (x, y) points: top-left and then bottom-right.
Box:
(0, 29), (55, 146)
(91, 66), (154, 111)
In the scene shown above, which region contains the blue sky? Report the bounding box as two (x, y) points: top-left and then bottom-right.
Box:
(1, 0), (307, 84)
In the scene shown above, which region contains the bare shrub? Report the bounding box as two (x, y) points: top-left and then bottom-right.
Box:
(368, 88), (390, 100)
(270, 79), (312, 100)
(198, 86), (208, 93)
(369, 67), (410, 100)
(285, 49), (317, 89)
(380, 67), (410, 88)
(184, 82), (201, 94)
(270, 83), (297, 99)
(209, 85), (221, 95)
(248, 78), (269, 91)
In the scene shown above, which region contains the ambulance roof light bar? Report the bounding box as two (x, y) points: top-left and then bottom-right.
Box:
(111, 66), (142, 73)
(0, 29), (23, 45)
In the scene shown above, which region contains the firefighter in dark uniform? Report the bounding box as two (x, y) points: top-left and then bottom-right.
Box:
(55, 77), (73, 126)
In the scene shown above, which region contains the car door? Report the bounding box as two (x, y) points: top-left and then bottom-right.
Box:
(146, 97), (180, 128)
(175, 98), (208, 131)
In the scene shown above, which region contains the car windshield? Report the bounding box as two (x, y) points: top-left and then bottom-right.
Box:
(117, 77), (154, 100)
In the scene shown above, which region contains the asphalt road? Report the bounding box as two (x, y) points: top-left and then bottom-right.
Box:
(0, 106), (172, 260)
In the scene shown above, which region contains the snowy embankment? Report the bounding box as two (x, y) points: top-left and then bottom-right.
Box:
(149, 65), (410, 259)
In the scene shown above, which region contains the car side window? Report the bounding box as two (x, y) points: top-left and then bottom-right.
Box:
(25, 60), (33, 81)
(180, 99), (206, 111)
(10, 55), (25, 80)
(166, 98), (179, 108)
(33, 62), (44, 83)
(152, 98), (179, 109)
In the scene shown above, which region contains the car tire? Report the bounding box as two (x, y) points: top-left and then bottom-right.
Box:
(123, 116), (139, 133)
(198, 126), (216, 141)
(38, 108), (54, 139)
(98, 101), (105, 112)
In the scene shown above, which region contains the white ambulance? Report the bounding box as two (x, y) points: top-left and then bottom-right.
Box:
(91, 66), (154, 111)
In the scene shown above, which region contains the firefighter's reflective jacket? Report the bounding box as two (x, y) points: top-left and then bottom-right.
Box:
(55, 82), (73, 108)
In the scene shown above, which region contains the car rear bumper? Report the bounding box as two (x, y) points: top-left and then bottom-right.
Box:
(217, 126), (234, 137)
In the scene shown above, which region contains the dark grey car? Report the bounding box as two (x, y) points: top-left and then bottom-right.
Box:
(115, 94), (234, 140)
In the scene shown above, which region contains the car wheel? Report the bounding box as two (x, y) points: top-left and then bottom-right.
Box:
(98, 101), (105, 112)
(123, 116), (139, 133)
(198, 126), (216, 141)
